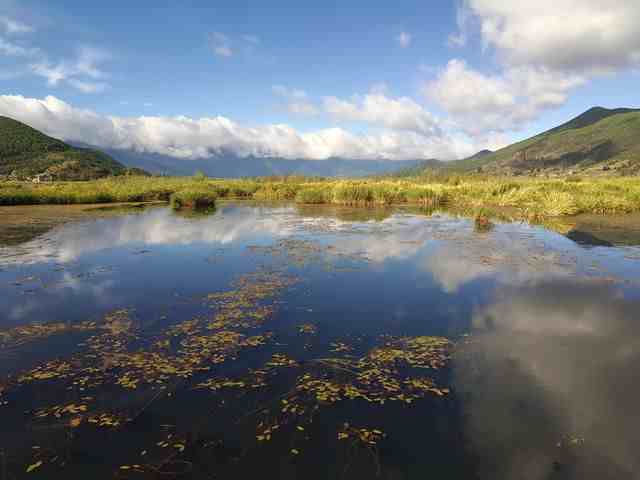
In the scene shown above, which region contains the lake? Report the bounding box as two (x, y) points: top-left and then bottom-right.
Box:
(1, 202), (639, 479)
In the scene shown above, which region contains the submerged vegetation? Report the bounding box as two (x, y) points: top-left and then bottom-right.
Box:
(0, 174), (639, 217)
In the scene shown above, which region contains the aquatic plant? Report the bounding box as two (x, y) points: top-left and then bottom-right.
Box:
(253, 182), (300, 200)
(169, 189), (217, 210)
(404, 186), (448, 207)
(295, 186), (331, 204)
(1, 174), (640, 216)
(474, 208), (495, 232)
(332, 182), (375, 205)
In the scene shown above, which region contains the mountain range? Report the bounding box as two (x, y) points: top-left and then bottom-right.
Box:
(2, 106), (639, 179)
(96, 147), (424, 178)
(445, 106), (640, 176)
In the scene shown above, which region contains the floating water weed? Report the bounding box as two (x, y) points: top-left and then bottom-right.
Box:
(298, 323), (318, 335)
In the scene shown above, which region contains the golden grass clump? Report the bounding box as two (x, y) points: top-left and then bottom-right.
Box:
(170, 189), (217, 210)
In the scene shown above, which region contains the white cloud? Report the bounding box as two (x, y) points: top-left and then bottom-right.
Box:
(424, 59), (586, 135)
(274, 85), (447, 138)
(214, 44), (232, 57)
(0, 16), (34, 35)
(0, 16), (37, 57)
(67, 79), (107, 94)
(0, 14), (111, 93)
(209, 32), (262, 58)
(0, 36), (38, 56)
(447, 6), (471, 47)
(30, 61), (69, 85)
(397, 31), (412, 48)
(272, 85), (318, 116)
(210, 32), (233, 57)
(242, 34), (260, 45)
(434, 2), (640, 135)
(74, 46), (109, 79)
(323, 91), (443, 137)
(0, 94), (485, 161)
(457, 0), (640, 73)
(273, 86), (456, 142)
(29, 46), (111, 93)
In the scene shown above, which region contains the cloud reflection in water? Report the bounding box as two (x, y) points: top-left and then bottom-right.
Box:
(455, 280), (640, 479)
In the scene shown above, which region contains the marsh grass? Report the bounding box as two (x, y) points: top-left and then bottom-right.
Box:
(170, 189), (218, 210)
(253, 182), (300, 200)
(295, 187), (330, 204)
(0, 175), (639, 217)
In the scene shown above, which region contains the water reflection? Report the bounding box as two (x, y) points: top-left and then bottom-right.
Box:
(0, 205), (298, 265)
(455, 280), (640, 479)
(1, 203), (640, 478)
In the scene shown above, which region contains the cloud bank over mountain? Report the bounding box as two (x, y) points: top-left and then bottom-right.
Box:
(0, 94), (494, 161)
(1, 2), (639, 163)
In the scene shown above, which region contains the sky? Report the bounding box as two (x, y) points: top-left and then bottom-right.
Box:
(0, 0), (639, 161)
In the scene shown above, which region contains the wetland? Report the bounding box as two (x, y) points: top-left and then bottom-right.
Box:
(1, 201), (640, 479)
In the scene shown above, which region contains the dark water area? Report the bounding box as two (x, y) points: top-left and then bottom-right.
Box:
(1, 202), (639, 479)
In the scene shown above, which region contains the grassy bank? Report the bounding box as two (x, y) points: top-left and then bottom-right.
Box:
(0, 175), (639, 217)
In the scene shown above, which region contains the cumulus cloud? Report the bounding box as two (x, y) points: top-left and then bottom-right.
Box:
(458, 0), (640, 73)
(323, 91), (444, 137)
(274, 85), (447, 138)
(396, 31), (412, 48)
(272, 85), (318, 116)
(424, 59), (586, 135)
(0, 94), (484, 161)
(433, 2), (640, 135)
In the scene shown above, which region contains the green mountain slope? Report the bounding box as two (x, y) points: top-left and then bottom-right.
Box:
(0, 116), (133, 180)
(386, 158), (445, 177)
(452, 107), (640, 175)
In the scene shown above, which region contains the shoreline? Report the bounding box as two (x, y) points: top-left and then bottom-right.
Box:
(1, 175), (639, 217)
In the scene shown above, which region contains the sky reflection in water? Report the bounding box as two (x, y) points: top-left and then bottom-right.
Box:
(1, 203), (639, 479)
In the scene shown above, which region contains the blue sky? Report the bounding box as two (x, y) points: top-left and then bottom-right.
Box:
(1, 0), (639, 161)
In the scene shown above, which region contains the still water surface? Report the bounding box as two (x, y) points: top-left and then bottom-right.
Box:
(1, 202), (639, 479)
